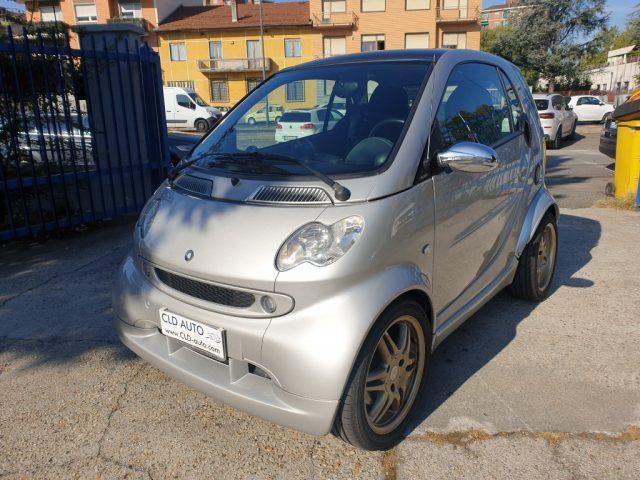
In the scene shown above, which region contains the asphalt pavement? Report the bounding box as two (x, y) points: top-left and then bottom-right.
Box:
(1, 127), (638, 479)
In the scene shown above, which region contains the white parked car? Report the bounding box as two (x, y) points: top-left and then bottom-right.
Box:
(274, 108), (343, 143)
(568, 95), (615, 123)
(533, 94), (577, 149)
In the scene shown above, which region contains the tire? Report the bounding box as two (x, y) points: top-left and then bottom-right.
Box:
(549, 127), (562, 149)
(194, 119), (208, 132)
(332, 300), (431, 450)
(568, 121), (576, 140)
(247, 117), (256, 125)
(509, 212), (558, 301)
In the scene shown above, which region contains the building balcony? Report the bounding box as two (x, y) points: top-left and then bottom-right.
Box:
(311, 11), (358, 29)
(436, 6), (480, 24)
(106, 17), (151, 32)
(197, 58), (271, 73)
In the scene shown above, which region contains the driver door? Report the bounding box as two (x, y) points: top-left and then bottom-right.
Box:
(430, 62), (523, 324)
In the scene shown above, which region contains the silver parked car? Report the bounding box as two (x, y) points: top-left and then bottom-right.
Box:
(113, 50), (559, 450)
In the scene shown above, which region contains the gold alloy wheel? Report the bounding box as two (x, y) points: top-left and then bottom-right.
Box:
(536, 223), (557, 292)
(364, 315), (425, 435)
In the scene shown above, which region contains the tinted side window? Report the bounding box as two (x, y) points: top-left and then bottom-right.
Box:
(552, 96), (564, 110)
(499, 69), (524, 131)
(434, 63), (513, 149)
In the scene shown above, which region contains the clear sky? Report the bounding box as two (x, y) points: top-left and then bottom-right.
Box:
(483, 0), (635, 30)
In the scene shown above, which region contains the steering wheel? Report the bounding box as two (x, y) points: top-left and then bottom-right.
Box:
(369, 118), (405, 140)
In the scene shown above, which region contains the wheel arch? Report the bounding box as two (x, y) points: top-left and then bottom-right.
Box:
(515, 187), (559, 258)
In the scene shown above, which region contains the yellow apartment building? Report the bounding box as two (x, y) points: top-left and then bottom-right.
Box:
(157, 2), (316, 109)
(310, 0), (480, 55)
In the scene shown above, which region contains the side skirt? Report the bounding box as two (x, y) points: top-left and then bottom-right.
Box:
(431, 257), (518, 351)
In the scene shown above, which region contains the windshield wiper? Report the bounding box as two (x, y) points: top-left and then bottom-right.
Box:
(226, 151), (351, 201)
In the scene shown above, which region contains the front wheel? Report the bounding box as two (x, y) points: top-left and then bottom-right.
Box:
(509, 212), (558, 301)
(333, 300), (430, 450)
(247, 117), (256, 125)
(194, 119), (208, 132)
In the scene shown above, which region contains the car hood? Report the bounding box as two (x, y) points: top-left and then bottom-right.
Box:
(138, 183), (326, 291)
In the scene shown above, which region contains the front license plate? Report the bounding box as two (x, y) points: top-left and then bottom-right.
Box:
(283, 135), (296, 140)
(159, 309), (226, 361)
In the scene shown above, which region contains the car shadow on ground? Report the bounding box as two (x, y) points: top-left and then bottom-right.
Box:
(554, 131), (586, 149)
(405, 213), (601, 436)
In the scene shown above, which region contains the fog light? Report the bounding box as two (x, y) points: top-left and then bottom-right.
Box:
(261, 295), (277, 314)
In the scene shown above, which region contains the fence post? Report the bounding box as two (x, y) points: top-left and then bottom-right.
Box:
(72, 23), (159, 216)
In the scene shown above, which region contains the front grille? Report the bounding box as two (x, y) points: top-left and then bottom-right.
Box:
(248, 185), (332, 205)
(155, 268), (255, 308)
(173, 174), (213, 197)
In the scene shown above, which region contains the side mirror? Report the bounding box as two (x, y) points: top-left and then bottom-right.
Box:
(437, 142), (498, 173)
(599, 102), (605, 106)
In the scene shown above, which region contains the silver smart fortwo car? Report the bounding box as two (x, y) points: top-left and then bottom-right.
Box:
(114, 50), (558, 450)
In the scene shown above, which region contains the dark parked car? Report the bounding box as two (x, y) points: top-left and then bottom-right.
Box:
(599, 117), (617, 159)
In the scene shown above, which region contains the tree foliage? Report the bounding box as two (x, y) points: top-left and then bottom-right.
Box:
(482, 0), (609, 92)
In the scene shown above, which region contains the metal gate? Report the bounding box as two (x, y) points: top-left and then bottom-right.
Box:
(0, 24), (169, 241)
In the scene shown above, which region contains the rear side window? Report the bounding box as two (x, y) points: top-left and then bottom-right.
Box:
(535, 99), (549, 110)
(432, 62), (513, 148)
(280, 111), (311, 122)
(551, 96), (564, 110)
(499, 70), (524, 131)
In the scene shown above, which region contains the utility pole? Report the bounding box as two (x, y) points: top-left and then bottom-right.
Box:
(258, 0), (269, 124)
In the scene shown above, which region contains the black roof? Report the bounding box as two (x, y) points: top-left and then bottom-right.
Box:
(286, 49), (448, 71)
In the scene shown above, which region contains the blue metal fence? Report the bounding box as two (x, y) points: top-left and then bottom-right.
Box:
(0, 24), (169, 240)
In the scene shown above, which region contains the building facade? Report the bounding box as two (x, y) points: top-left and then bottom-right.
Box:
(588, 46), (639, 95)
(19, 0), (207, 47)
(157, 2), (315, 109)
(480, 1), (521, 30)
(310, 0), (480, 55)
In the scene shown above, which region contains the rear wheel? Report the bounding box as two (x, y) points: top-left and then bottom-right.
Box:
(549, 127), (562, 149)
(509, 212), (558, 301)
(333, 300), (429, 450)
(247, 117), (256, 125)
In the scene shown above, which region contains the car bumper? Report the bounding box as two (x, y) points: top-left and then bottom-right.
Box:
(115, 317), (337, 435)
(113, 252), (340, 435)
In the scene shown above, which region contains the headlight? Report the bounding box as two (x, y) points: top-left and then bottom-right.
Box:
(276, 215), (364, 271)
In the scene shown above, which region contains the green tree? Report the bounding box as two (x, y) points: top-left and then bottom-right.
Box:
(483, 0), (609, 92)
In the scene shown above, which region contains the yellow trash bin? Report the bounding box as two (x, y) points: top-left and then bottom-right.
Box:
(612, 99), (640, 206)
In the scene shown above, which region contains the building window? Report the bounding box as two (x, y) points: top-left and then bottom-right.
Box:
(286, 81), (305, 102)
(40, 5), (63, 22)
(209, 41), (222, 59)
(167, 80), (194, 89)
(406, 0), (429, 10)
(169, 43), (186, 61)
(443, 0), (463, 9)
(405, 33), (429, 49)
(210, 80), (229, 102)
(361, 0), (385, 12)
(246, 77), (261, 93)
(246, 39), (261, 59)
(119, 2), (142, 18)
(361, 34), (385, 52)
(442, 32), (466, 49)
(284, 38), (301, 58)
(74, 2), (98, 23)
(323, 36), (346, 57)
(323, 0), (346, 14)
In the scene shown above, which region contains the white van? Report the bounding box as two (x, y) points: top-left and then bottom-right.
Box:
(163, 87), (222, 132)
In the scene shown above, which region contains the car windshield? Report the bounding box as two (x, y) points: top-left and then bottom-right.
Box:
(186, 61), (432, 178)
(534, 99), (549, 111)
(189, 93), (208, 107)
